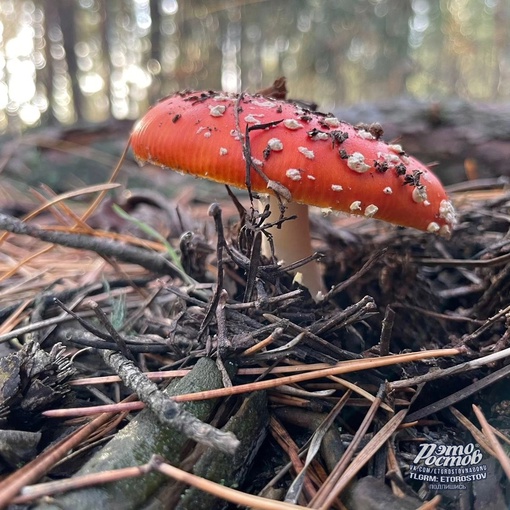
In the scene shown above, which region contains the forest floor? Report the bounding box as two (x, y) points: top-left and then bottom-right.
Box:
(0, 121), (509, 510)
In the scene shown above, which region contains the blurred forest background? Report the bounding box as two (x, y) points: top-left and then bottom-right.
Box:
(1, 0), (509, 134)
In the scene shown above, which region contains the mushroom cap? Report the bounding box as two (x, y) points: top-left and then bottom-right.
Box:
(131, 90), (456, 236)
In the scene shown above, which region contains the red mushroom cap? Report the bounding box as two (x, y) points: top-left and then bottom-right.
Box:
(130, 90), (456, 236)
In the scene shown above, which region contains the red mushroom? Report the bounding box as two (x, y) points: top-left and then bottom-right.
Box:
(130, 90), (456, 299)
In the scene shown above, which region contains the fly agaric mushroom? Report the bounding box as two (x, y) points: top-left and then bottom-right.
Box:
(130, 90), (456, 299)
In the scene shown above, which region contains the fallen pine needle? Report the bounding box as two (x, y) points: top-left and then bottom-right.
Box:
(472, 404), (510, 479)
(13, 464), (151, 505)
(152, 455), (309, 510)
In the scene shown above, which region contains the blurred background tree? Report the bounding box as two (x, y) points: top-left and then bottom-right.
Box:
(1, 0), (509, 134)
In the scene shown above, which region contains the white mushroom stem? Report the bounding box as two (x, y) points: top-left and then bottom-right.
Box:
(260, 196), (325, 300)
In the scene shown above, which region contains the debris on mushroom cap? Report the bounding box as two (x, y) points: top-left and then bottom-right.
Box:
(350, 201), (362, 212)
(209, 104), (226, 117)
(286, 168), (302, 181)
(364, 204), (379, 217)
(347, 152), (371, 173)
(267, 138), (283, 151)
(298, 146), (315, 159)
(131, 90), (456, 235)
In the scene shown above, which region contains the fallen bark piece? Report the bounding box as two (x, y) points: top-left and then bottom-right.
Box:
(35, 357), (229, 510)
(0, 430), (41, 468)
(176, 390), (269, 510)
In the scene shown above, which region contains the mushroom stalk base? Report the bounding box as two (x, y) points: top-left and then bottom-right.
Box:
(260, 197), (325, 300)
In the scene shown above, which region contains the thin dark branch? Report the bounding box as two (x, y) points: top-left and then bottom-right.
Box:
(0, 213), (185, 279)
